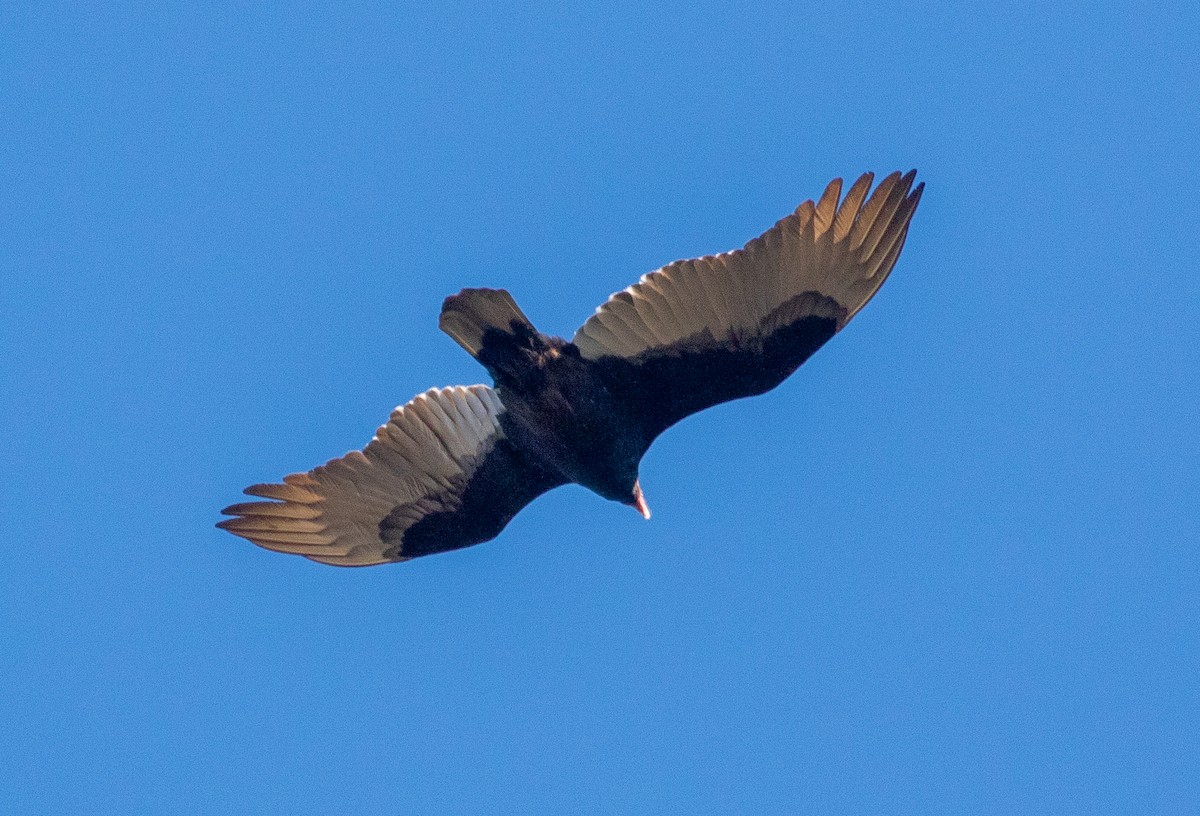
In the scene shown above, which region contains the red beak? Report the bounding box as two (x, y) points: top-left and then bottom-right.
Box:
(632, 480), (651, 520)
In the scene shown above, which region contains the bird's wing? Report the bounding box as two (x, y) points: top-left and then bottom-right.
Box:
(572, 171), (923, 444)
(218, 385), (564, 566)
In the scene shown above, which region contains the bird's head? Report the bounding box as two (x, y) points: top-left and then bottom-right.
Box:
(607, 460), (650, 520)
(583, 460), (650, 520)
(626, 479), (651, 520)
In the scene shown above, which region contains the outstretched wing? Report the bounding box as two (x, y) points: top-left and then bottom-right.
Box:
(218, 385), (564, 566)
(572, 171), (923, 444)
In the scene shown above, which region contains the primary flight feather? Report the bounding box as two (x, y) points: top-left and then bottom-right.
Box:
(219, 171), (924, 565)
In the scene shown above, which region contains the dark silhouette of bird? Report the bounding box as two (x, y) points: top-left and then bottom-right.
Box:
(219, 171), (923, 565)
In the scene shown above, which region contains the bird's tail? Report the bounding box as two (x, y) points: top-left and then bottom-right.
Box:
(439, 288), (537, 359)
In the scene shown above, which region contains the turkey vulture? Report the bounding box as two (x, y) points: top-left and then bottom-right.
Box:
(219, 171), (923, 565)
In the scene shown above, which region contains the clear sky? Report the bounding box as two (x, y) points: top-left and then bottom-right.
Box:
(2, 2), (1197, 813)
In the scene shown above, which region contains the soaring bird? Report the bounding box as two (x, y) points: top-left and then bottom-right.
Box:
(219, 171), (923, 565)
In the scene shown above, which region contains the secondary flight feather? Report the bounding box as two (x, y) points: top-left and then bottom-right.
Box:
(219, 171), (923, 565)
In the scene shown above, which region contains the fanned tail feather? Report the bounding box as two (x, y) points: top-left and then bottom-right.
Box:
(439, 288), (536, 358)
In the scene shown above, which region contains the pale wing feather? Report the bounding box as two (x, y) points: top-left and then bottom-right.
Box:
(572, 171), (923, 360)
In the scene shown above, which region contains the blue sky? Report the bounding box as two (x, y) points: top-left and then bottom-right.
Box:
(2, 2), (1197, 813)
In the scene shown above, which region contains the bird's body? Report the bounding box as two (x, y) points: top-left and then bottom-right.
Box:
(466, 314), (638, 502)
(220, 171), (924, 565)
